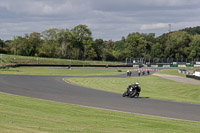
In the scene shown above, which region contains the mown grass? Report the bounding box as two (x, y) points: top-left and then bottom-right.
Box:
(0, 54), (123, 66)
(1, 67), (199, 103)
(157, 68), (200, 77)
(156, 69), (186, 77)
(0, 93), (199, 133)
(0, 67), (130, 76)
(66, 75), (200, 103)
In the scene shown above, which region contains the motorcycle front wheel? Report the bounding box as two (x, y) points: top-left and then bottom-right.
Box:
(122, 91), (127, 97)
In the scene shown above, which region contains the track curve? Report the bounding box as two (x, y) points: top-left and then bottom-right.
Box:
(0, 74), (200, 122)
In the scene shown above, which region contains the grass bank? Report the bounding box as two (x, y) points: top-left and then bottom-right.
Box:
(0, 54), (123, 66)
(0, 93), (199, 133)
(0, 67), (129, 76)
(156, 69), (186, 77)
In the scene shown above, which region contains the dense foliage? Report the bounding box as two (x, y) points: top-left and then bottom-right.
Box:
(1, 25), (200, 61)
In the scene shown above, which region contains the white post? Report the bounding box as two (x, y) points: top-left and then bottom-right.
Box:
(125, 58), (128, 65)
(0, 54), (2, 64)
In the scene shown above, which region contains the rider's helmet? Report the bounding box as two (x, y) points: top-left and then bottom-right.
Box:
(135, 82), (140, 86)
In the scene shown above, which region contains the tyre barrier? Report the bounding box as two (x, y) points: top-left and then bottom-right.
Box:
(0, 65), (16, 69)
(1, 64), (135, 68)
(0, 66), (6, 69)
(178, 69), (194, 75)
(186, 75), (200, 80)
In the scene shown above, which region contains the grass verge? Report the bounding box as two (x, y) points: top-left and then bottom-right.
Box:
(0, 54), (124, 66)
(156, 69), (186, 77)
(65, 75), (200, 103)
(0, 67), (129, 76)
(0, 92), (199, 133)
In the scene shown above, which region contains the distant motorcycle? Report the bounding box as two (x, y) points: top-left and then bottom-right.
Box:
(122, 82), (141, 98)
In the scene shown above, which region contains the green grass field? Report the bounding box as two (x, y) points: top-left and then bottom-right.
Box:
(0, 66), (130, 76)
(65, 75), (200, 104)
(0, 93), (199, 133)
(0, 67), (200, 132)
(156, 69), (186, 77)
(0, 54), (124, 66)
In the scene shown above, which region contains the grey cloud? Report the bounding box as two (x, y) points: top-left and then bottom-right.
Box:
(0, 0), (200, 41)
(89, 0), (200, 12)
(0, 0), (89, 16)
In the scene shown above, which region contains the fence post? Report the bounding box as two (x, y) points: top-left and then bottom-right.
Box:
(0, 54), (2, 64)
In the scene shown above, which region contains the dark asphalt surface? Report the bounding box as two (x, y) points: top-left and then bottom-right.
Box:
(0, 71), (200, 122)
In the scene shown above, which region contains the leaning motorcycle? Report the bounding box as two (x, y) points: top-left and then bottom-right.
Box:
(122, 83), (141, 98)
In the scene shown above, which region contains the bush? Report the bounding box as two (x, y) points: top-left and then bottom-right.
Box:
(0, 47), (7, 54)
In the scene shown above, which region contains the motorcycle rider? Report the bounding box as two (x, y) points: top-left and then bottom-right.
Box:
(135, 82), (141, 93)
(123, 82), (141, 98)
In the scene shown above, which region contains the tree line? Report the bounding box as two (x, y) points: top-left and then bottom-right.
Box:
(0, 25), (200, 61)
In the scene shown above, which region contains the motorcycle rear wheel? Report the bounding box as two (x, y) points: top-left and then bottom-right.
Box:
(122, 91), (127, 97)
(135, 93), (139, 98)
(129, 89), (137, 98)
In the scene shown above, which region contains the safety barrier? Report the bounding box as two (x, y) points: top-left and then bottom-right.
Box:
(142, 64), (200, 68)
(179, 69), (200, 80)
(1, 64), (200, 69)
(186, 75), (200, 80)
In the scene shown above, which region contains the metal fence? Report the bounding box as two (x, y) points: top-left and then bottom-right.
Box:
(126, 58), (200, 65)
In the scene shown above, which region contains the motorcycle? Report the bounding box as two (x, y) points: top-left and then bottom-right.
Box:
(122, 83), (141, 98)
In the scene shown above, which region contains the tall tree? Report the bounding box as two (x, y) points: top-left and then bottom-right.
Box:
(164, 31), (191, 58)
(27, 32), (43, 56)
(71, 25), (93, 60)
(125, 32), (148, 58)
(11, 33), (42, 56)
(57, 29), (74, 59)
(113, 37), (126, 61)
(11, 36), (27, 55)
(0, 39), (5, 48)
(40, 28), (60, 57)
(93, 39), (104, 60)
(181, 26), (200, 35)
(0, 39), (7, 53)
(151, 43), (164, 58)
(83, 39), (97, 60)
(189, 35), (200, 58)
(102, 40), (116, 61)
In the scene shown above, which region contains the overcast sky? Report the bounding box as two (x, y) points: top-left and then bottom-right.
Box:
(0, 0), (200, 41)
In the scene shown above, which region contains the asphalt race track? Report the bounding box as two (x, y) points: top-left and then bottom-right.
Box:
(0, 72), (200, 122)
